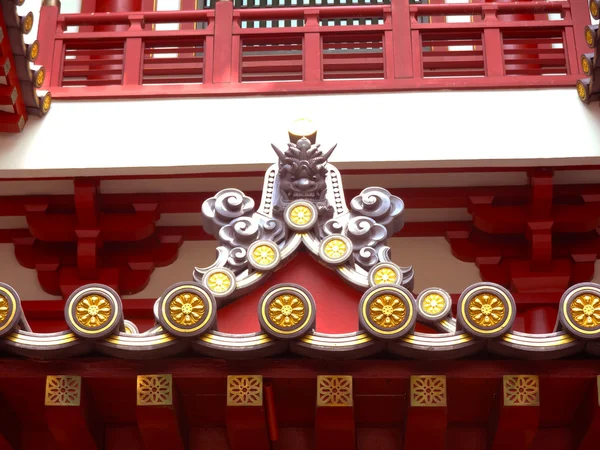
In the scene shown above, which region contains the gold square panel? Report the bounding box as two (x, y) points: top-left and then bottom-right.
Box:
(317, 375), (353, 407)
(410, 375), (447, 407)
(45, 375), (81, 406)
(503, 375), (539, 406)
(137, 374), (173, 406)
(227, 375), (263, 406)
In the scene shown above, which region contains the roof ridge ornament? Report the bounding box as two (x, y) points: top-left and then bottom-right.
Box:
(194, 123), (414, 304)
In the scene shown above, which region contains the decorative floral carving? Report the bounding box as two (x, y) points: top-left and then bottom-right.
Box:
(45, 376), (81, 406)
(411, 376), (446, 407)
(571, 294), (600, 328)
(422, 293), (446, 316)
(468, 293), (505, 327)
(289, 205), (313, 225)
(137, 374), (172, 406)
(169, 292), (205, 326)
(269, 294), (304, 328)
(324, 238), (348, 260)
(349, 187), (405, 236)
(206, 271), (232, 294)
(370, 294), (406, 328)
(227, 375), (263, 406)
(75, 295), (111, 328)
(252, 244), (276, 266)
(503, 375), (539, 406)
(317, 376), (353, 407)
(202, 188), (255, 237)
(0, 296), (8, 323)
(373, 267), (397, 285)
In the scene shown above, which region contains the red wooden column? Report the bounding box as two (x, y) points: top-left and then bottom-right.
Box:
(495, 0), (538, 74)
(37, 0), (62, 88)
(489, 375), (540, 450)
(404, 375), (447, 450)
(315, 376), (355, 450)
(93, 0), (143, 83)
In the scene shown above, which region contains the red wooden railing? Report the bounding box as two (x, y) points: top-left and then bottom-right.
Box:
(36, 0), (590, 99)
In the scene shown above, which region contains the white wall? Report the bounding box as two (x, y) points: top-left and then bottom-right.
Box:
(0, 88), (599, 177)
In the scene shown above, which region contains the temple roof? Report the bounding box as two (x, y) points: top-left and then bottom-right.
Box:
(1, 124), (599, 360)
(0, 0), (50, 132)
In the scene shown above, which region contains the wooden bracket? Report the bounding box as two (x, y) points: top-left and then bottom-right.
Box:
(44, 376), (103, 450)
(136, 374), (187, 450)
(488, 375), (540, 450)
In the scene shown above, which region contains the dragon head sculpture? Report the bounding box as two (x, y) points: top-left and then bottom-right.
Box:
(271, 137), (336, 206)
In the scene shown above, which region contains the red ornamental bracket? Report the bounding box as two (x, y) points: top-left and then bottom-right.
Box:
(13, 179), (183, 298)
(447, 170), (600, 293)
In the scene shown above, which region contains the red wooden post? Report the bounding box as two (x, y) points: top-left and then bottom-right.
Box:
(37, 0), (62, 88)
(122, 14), (144, 86)
(303, 9), (322, 82)
(390, 0), (413, 78)
(213, 0), (234, 84)
(482, 5), (504, 77)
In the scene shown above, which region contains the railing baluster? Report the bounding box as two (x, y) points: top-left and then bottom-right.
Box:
(213, 0), (235, 83)
(482, 5), (504, 77)
(390, 0), (412, 78)
(304, 9), (322, 81)
(122, 15), (144, 86)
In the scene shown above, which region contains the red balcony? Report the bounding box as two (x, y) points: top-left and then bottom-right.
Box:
(36, 0), (591, 99)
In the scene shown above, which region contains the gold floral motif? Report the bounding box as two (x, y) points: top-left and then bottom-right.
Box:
(23, 14), (33, 33)
(75, 295), (111, 328)
(503, 375), (539, 406)
(252, 244), (276, 266)
(468, 293), (504, 327)
(422, 293), (446, 316)
(169, 292), (205, 326)
(324, 238), (348, 260)
(227, 375), (263, 406)
(45, 375), (81, 406)
(411, 375), (446, 407)
(0, 296), (8, 323)
(317, 376), (353, 407)
(207, 272), (232, 293)
(137, 374), (172, 406)
(582, 57), (591, 75)
(42, 94), (51, 113)
(373, 267), (397, 285)
(36, 68), (45, 87)
(586, 28), (595, 47)
(269, 294), (304, 328)
(289, 205), (313, 226)
(592, 1), (599, 19)
(571, 294), (600, 328)
(370, 294), (405, 328)
(30, 42), (39, 60)
(578, 81), (588, 100)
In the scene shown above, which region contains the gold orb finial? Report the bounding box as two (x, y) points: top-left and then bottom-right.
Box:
(288, 118), (317, 144)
